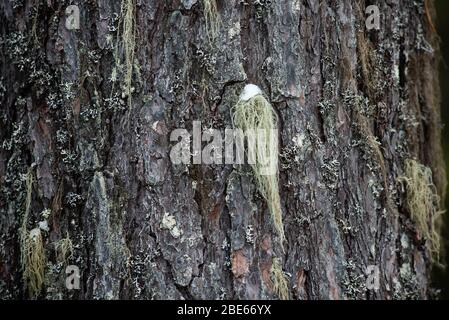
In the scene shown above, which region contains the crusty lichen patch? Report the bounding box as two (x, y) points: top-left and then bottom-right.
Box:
(112, 0), (137, 112)
(161, 212), (183, 238)
(401, 159), (442, 261)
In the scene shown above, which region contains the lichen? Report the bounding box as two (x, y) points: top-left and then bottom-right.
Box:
(112, 0), (138, 113)
(54, 233), (74, 265)
(270, 258), (289, 300)
(253, 0), (272, 22)
(232, 92), (285, 248)
(400, 159), (442, 261)
(161, 212), (183, 239)
(202, 0), (221, 43)
(342, 259), (366, 299)
(19, 169), (46, 298)
(21, 228), (46, 299)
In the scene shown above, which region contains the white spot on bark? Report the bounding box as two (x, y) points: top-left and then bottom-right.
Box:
(292, 133), (305, 149)
(239, 84), (263, 101)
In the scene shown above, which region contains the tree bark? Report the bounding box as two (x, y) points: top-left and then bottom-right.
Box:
(0, 0), (446, 300)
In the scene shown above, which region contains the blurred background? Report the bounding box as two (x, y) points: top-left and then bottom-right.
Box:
(433, 0), (449, 299)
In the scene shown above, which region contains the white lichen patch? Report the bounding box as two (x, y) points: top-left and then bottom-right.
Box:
(393, 64), (400, 81)
(291, 0), (301, 13)
(38, 220), (49, 232)
(152, 121), (159, 132)
(228, 21), (241, 40)
(292, 133), (305, 149)
(161, 212), (183, 238)
(245, 225), (255, 244)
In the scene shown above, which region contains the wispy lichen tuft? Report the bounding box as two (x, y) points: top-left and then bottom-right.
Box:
(112, 0), (138, 113)
(401, 159), (442, 261)
(203, 0), (221, 43)
(270, 258), (289, 300)
(55, 233), (74, 265)
(232, 86), (285, 248)
(19, 169), (46, 298)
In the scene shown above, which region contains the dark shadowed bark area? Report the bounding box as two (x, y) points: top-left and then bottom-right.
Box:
(0, 0), (446, 300)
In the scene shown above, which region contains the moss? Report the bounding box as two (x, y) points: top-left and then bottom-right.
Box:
(393, 263), (420, 299)
(245, 225), (255, 244)
(343, 90), (391, 209)
(5, 32), (30, 72)
(400, 159), (442, 261)
(122, 0), (137, 100)
(270, 258), (289, 300)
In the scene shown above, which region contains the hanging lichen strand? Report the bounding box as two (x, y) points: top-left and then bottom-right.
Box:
(401, 159), (442, 261)
(202, 0), (221, 43)
(232, 84), (285, 248)
(270, 257), (289, 300)
(114, 0), (136, 111)
(19, 169), (46, 298)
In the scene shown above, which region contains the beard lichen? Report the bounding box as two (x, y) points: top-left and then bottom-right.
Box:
(203, 0), (221, 43)
(55, 232), (74, 265)
(112, 0), (137, 114)
(19, 169), (46, 298)
(401, 159), (442, 261)
(232, 85), (285, 248)
(21, 228), (46, 299)
(270, 257), (289, 300)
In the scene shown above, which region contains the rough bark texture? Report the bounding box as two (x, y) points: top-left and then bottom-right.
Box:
(0, 0), (446, 300)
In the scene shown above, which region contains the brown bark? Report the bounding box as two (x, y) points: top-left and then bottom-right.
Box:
(0, 0), (446, 300)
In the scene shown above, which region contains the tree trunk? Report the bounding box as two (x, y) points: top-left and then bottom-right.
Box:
(0, 0), (446, 300)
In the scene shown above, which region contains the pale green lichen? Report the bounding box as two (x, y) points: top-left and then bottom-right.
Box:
(21, 228), (46, 299)
(19, 169), (46, 298)
(400, 159), (442, 261)
(112, 0), (137, 113)
(54, 232), (74, 265)
(270, 258), (289, 300)
(203, 0), (221, 43)
(232, 93), (285, 248)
